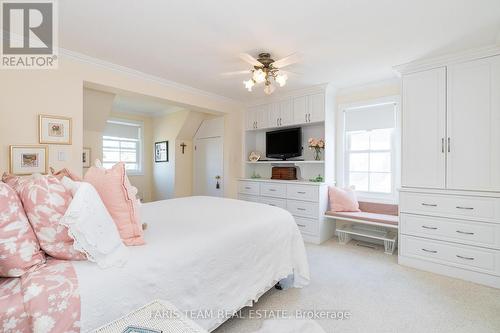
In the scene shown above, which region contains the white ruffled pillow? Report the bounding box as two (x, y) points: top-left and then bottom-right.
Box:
(60, 177), (129, 268)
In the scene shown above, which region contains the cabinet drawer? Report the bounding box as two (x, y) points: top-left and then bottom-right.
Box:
(287, 200), (319, 218)
(401, 235), (500, 275)
(400, 192), (500, 223)
(294, 216), (319, 235)
(400, 213), (500, 249)
(260, 182), (287, 198)
(238, 181), (260, 195)
(260, 197), (287, 209)
(287, 184), (319, 202)
(238, 194), (260, 203)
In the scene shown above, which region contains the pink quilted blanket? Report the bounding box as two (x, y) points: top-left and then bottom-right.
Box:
(0, 259), (80, 333)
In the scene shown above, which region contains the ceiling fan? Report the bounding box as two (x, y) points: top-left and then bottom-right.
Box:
(223, 52), (299, 95)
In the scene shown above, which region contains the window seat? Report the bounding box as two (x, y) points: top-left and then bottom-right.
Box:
(325, 201), (399, 254)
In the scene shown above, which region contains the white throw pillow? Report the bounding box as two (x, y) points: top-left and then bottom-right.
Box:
(60, 181), (129, 268)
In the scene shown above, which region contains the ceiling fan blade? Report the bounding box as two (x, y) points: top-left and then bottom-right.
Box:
(272, 53), (300, 68)
(220, 70), (251, 76)
(239, 53), (262, 67)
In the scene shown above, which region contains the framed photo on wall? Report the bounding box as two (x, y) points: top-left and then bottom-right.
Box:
(9, 145), (48, 175)
(82, 147), (91, 168)
(155, 141), (168, 162)
(39, 114), (72, 145)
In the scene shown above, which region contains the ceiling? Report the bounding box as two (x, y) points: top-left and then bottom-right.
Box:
(60, 0), (500, 101)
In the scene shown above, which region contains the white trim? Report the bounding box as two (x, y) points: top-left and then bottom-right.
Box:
(60, 48), (242, 106)
(336, 96), (401, 203)
(244, 83), (330, 107)
(393, 44), (500, 75)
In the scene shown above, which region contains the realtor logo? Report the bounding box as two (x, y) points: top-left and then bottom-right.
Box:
(1, 0), (58, 68)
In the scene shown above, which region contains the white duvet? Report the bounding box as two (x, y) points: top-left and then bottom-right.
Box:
(73, 196), (310, 332)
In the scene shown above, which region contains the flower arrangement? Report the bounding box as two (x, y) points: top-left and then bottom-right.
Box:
(308, 138), (325, 160)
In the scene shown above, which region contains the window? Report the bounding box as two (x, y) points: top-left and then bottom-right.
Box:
(102, 119), (143, 174)
(342, 100), (398, 198)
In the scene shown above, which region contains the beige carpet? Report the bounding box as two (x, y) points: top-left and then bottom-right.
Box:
(215, 238), (500, 333)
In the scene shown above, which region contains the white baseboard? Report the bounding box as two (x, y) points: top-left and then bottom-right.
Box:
(398, 255), (500, 289)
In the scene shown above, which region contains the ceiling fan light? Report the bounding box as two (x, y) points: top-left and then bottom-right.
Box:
(243, 79), (255, 92)
(252, 69), (266, 84)
(264, 84), (275, 95)
(276, 74), (288, 87)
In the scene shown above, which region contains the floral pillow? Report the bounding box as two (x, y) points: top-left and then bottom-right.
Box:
(0, 182), (45, 277)
(14, 174), (87, 260)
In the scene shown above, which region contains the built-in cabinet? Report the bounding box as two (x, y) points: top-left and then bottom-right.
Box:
(238, 179), (335, 244)
(398, 50), (500, 288)
(402, 55), (500, 192)
(246, 92), (326, 131)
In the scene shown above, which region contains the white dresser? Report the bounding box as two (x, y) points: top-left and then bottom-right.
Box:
(397, 48), (500, 288)
(238, 179), (335, 244)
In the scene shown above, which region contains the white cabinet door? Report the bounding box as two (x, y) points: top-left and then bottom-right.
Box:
(245, 106), (258, 130)
(402, 67), (446, 189)
(279, 99), (294, 126)
(308, 93), (325, 123)
(293, 96), (308, 124)
(269, 102), (281, 128)
(447, 55), (500, 191)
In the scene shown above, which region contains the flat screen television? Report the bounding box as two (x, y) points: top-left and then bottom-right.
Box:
(266, 127), (302, 160)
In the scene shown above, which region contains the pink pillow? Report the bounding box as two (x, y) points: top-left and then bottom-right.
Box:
(14, 174), (87, 260)
(0, 183), (45, 277)
(84, 162), (144, 246)
(328, 187), (361, 212)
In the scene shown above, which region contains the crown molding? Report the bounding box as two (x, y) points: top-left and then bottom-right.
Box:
(393, 44), (500, 75)
(60, 48), (243, 107)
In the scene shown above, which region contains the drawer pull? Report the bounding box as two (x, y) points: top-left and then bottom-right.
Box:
(456, 230), (474, 235)
(421, 248), (437, 254)
(297, 224), (306, 227)
(422, 225), (438, 230)
(297, 191), (306, 194)
(244, 187), (251, 190)
(297, 208), (307, 211)
(421, 203), (437, 207)
(268, 189), (277, 192)
(456, 255), (474, 261)
(456, 206), (474, 210)
(268, 204), (276, 206)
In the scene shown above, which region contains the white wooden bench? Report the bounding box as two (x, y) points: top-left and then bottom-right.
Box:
(325, 201), (399, 254)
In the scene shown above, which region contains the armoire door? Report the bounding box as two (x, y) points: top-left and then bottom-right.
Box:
(447, 55), (500, 191)
(401, 67), (447, 188)
(308, 93), (325, 123)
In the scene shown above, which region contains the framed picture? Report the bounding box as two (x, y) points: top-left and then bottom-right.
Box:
(39, 114), (72, 145)
(155, 141), (168, 162)
(9, 145), (48, 175)
(82, 147), (91, 168)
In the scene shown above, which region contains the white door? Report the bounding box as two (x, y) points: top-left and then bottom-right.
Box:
(279, 99), (294, 126)
(447, 55), (500, 191)
(269, 102), (281, 127)
(194, 136), (224, 197)
(401, 67), (447, 189)
(308, 93), (325, 123)
(293, 95), (308, 124)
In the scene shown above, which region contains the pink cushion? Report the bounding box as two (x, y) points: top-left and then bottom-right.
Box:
(14, 174), (86, 260)
(0, 183), (45, 277)
(328, 187), (361, 212)
(84, 162), (144, 246)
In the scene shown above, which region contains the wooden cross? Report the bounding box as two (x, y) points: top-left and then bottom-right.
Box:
(180, 142), (187, 154)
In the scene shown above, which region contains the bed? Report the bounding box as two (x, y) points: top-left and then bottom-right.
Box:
(73, 196), (310, 332)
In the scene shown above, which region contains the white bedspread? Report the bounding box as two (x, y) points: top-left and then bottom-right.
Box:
(73, 196), (310, 332)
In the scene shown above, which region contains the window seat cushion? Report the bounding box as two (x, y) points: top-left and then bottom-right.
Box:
(325, 211), (399, 226)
